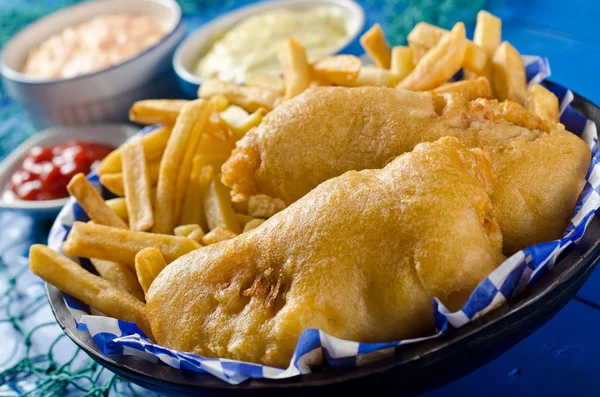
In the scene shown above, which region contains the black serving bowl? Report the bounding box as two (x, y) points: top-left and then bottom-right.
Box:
(46, 87), (600, 396)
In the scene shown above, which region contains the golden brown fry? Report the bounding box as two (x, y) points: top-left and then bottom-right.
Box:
(91, 259), (145, 301)
(135, 247), (167, 294)
(243, 218), (266, 232)
(98, 126), (171, 175)
(245, 72), (285, 94)
(232, 199), (249, 214)
(526, 84), (560, 123)
(198, 79), (280, 112)
(235, 213), (255, 228)
(473, 10), (502, 57)
(121, 140), (154, 231)
(204, 175), (241, 233)
(105, 198), (128, 222)
(360, 24), (391, 69)
(430, 77), (492, 100)
(349, 66), (396, 87)
(409, 42), (429, 65)
(153, 99), (213, 234)
(209, 95), (230, 111)
(29, 245), (152, 337)
(280, 38), (311, 100)
(247, 195), (286, 218)
(173, 101), (215, 225)
(63, 221), (200, 266)
(178, 158), (212, 229)
(67, 173), (128, 229)
(399, 22), (467, 91)
(129, 100), (189, 125)
(223, 107), (267, 138)
(390, 46), (414, 83)
(98, 160), (161, 197)
(311, 55), (362, 86)
(201, 227), (237, 245)
(407, 22), (487, 74)
(100, 173), (125, 196)
(492, 41), (527, 104)
(174, 224), (205, 244)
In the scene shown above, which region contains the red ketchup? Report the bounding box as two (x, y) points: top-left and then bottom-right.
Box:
(9, 141), (114, 201)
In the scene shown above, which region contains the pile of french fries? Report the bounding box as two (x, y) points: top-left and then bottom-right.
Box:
(29, 11), (561, 340)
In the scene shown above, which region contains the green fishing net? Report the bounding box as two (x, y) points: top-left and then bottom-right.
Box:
(0, 1), (484, 395)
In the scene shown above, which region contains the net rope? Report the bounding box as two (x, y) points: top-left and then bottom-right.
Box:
(0, 1), (484, 395)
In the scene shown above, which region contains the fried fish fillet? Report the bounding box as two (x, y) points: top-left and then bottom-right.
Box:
(223, 87), (590, 254)
(147, 137), (504, 368)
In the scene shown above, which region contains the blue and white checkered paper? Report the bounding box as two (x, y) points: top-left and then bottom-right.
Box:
(46, 56), (600, 384)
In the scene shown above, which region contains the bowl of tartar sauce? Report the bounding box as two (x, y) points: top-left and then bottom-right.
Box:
(0, 0), (185, 129)
(172, 0), (365, 97)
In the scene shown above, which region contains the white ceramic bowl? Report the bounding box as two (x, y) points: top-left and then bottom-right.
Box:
(0, 0), (185, 129)
(0, 124), (138, 219)
(173, 0), (366, 97)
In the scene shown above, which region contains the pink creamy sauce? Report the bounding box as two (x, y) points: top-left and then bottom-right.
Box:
(22, 14), (166, 79)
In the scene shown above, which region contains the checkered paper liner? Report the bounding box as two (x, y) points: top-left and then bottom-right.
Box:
(46, 55), (600, 385)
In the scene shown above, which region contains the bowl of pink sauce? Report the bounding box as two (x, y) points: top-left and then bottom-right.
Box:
(0, 0), (185, 129)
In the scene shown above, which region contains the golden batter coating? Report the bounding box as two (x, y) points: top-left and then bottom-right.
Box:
(147, 137), (504, 368)
(222, 87), (590, 254)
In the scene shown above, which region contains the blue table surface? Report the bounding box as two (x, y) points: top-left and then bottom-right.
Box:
(3, 0), (600, 396)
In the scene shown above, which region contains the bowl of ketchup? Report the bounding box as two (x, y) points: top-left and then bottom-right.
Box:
(0, 124), (138, 218)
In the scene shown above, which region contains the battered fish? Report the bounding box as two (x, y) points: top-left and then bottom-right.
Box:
(223, 87), (590, 254)
(148, 137), (504, 368)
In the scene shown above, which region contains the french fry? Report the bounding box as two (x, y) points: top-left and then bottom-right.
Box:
(246, 72), (285, 94)
(221, 106), (267, 138)
(153, 99), (213, 234)
(235, 213), (255, 228)
(219, 105), (249, 129)
(98, 126), (171, 175)
(398, 22), (468, 91)
(196, 124), (237, 156)
(408, 43), (429, 65)
(199, 79), (280, 112)
(492, 41), (527, 104)
(173, 100), (215, 224)
(349, 66), (396, 87)
(178, 159), (213, 229)
(129, 99), (189, 125)
(98, 160), (161, 197)
(63, 221), (200, 266)
(209, 94), (230, 111)
(430, 77), (492, 100)
(204, 175), (241, 234)
(174, 224), (205, 244)
(202, 227), (237, 245)
(105, 198), (128, 222)
(473, 10), (502, 57)
(311, 55), (362, 86)
(121, 140), (154, 231)
(526, 84), (560, 123)
(91, 259), (144, 301)
(67, 173), (128, 229)
(243, 218), (266, 232)
(134, 247), (167, 294)
(360, 24), (391, 69)
(390, 46), (414, 84)
(248, 195), (286, 218)
(29, 245), (152, 337)
(407, 22), (487, 74)
(280, 38), (311, 100)
(232, 199), (249, 214)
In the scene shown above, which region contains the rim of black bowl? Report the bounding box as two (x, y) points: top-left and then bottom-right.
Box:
(0, 0), (184, 85)
(45, 84), (600, 393)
